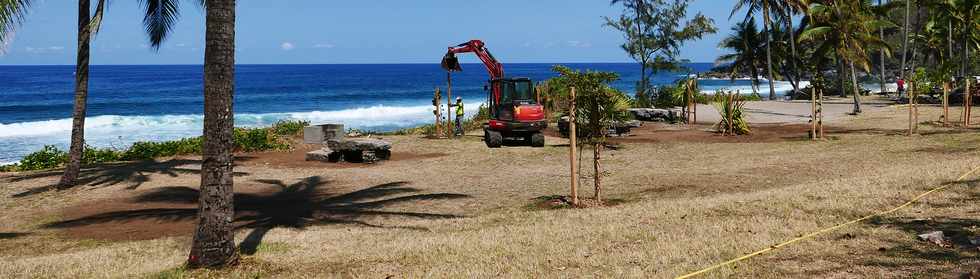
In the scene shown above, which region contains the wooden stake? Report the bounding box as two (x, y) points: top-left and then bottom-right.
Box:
(811, 86), (817, 140)
(446, 72), (454, 138)
(435, 88), (442, 137)
(943, 82), (949, 127)
(818, 89), (824, 138)
(909, 80), (915, 136)
(967, 78), (972, 127)
(569, 87), (579, 206)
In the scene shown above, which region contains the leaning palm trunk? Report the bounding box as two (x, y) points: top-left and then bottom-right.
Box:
(188, 0), (238, 268)
(763, 1), (777, 100)
(849, 61), (862, 114)
(59, 0), (92, 188)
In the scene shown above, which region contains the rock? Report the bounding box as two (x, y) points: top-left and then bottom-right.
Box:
(917, 231), (950, 247)
(327, 138), (391, 152)
(317, 138), (392, 163)
(303, 124), (345, 144)
(628, 108), (682, 122)
(305, 148), (336, 162)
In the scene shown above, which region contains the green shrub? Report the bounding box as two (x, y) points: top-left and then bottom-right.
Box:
(18, 145), (68, 171)
(122, 137), (203, 161)
(4, 121), (303, 172)
(82, 145), (123, 164)
(271, 120), (310, 136)
(234, 128), (289, 152)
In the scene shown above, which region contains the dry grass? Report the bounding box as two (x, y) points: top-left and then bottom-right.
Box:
(1, 101), (980, 278)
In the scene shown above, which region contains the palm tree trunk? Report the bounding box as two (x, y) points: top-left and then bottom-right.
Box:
(838, 56), (847, 97)
(850, 61), (862, 114)
(900, 0), (910, 80)
(593, 142), (601, 203)
(910, 7), (921, 71)
(188, 0), (238, 268)
(763, 1), (777, 100)
(59, 0), (92, 189)
(963, 9), (972, 77)
(784, 5), (800, 94)
(879, 0), (887, 94)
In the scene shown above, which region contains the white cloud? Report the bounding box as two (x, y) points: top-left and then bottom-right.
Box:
(175, 43), (187, 47)
(567, 40), (592, 48)
(24, 46), (65, 54)
(280, 42), (295, 51)
(313, 43), (335, 49)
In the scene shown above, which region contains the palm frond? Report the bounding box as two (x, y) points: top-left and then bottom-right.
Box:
(0, 0), (31, 46)
(140, 0), (181, 50)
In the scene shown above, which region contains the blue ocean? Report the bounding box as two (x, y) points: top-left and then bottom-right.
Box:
(0, 63), (797, 164)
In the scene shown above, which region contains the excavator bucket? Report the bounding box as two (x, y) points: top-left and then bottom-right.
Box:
(441, 52), (462, 72)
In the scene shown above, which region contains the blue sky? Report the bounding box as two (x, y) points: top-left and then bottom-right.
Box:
(0, 0), (747, 65)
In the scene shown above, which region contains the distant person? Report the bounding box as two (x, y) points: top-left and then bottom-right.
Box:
(449, 97), (464, 136)
(896, 76), (905, 97)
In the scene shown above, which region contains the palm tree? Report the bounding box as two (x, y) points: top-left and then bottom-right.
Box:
(901, 0), (913, 80)
(716, 17), (764, 94)
(191, 0), (238, 267)
(772, 0), (809, 94)
(59, 0), (106, 188)
(733, 0), (783, 100)
(141, 0), (239, 267)
(802, 0), (895, 114)
(0, 0), (32, 50)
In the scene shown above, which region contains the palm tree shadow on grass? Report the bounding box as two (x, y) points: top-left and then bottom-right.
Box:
(8, 158), (252, 197)
(43, 176), (470, 255)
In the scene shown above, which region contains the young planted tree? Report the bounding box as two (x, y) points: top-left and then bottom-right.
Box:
(142, 0), (240, 267)
(605, 0), (716, 107)
(549, 65), (631, 204)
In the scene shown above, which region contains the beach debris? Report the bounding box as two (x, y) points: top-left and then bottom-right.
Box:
(917, 231), (951, 248)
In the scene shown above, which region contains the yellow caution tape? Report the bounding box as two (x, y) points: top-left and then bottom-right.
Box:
(675, 165), (980, 279)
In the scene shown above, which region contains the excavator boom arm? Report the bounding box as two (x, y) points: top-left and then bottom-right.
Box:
(446, 40), (504, 79)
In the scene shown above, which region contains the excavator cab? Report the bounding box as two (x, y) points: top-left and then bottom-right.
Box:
(484, 78), (546, 147)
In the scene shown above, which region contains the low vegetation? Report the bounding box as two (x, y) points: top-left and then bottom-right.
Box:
(0, 120), (309, 172)
(386, 105), (490, 136)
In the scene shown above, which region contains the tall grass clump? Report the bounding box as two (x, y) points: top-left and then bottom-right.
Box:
(712, 91), (750, 135)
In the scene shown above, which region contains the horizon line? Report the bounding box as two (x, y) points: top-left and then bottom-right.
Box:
(0, 61), (718, 66)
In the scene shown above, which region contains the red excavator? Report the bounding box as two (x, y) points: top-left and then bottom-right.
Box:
(441, 40), (547, 148)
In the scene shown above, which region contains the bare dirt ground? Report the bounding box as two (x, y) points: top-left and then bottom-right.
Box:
(2, 96), (979, 278)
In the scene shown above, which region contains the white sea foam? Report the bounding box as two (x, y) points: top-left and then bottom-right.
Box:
(0, 103), (487, 163)
(699, 80), (809, 96)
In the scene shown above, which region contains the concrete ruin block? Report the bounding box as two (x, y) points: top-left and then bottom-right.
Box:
(303, 124), (345, 144)
(326, 138), (391, 152)
(305, 148), (334, 162)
